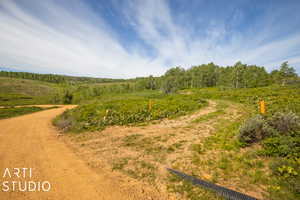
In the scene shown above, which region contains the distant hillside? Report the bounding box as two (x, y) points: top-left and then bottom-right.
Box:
(0, 71), (126, 84)
(0, 77), (57, 96)
(0, 77), (60, 106)
(0, 76), (138, 106)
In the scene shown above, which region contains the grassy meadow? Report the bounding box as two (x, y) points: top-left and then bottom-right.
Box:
(0, 77), (60, 106)
(56, 83), (300, 200)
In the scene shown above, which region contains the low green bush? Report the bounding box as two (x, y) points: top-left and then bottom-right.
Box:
(53, 109), (75, 131)
(239, 111), (300, 145)
(238, 115), (275, 144)
(269, 158), (300, 196)
(269, 112), (300, 134)
(262, 136), (300, 157)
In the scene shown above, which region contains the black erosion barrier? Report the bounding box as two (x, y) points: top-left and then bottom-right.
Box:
(167, 168), (258, 200)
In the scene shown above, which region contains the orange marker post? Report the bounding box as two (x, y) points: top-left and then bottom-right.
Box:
(259, 100), (266, 114)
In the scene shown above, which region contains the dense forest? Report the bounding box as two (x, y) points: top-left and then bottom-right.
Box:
(136, 61), (299, 93)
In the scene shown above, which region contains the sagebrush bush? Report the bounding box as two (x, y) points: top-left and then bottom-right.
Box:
(239, 115), (275, 144)
(239, 111), (300, 145)
(53, 110), (75, 131)
(269, 112), (300, 134)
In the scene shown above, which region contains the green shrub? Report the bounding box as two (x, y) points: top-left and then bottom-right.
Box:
(262, 136), (300, 157)
(269, 158), (300, 195)
(239, 115), (275, 144)
(269, 112), (300, 134)
(53, 109), (75, 131)
(239, 111), (300, 145)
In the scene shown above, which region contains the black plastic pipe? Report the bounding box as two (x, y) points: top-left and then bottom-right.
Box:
(167, 168), (258, 200)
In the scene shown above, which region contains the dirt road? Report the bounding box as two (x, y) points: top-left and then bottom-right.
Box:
(0, 106), (146, 200)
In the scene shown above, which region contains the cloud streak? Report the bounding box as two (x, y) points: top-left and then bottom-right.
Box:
(0, 0), (299, 77)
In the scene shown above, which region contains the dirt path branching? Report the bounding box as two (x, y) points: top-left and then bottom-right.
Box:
(0, 105), (164, 200)
(62, 100), (268, 200)
(0, 101), (269, 200)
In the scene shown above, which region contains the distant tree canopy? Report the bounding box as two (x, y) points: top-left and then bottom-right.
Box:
(1, 61), (298, 95)
(140, 61), (298, 94)
(0, 71), (125, 84)
(270, 62), (298, 85)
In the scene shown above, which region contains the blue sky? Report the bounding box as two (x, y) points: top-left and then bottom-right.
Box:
(0, 0), (300, 78)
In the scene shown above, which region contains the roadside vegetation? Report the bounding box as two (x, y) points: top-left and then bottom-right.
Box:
(0, 106), (59, 119)
(53, 91), (208, 132)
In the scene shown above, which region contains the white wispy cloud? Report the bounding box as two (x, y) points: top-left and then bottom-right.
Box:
(0, 0), (299, 77)
(123, 0), (300, 72)
(0, 0), (165, 78)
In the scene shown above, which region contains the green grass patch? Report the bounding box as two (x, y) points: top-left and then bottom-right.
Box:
(112, 157), (130, 171)
(192, 110), (225, 123)
(0, 106), (58, 119)
(188, 84), (300, 115)
(167, 173), (223, 200)
(191, 101), (229, 123)
(112, 157), (157, 182)
(0, 77), (62, 106)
